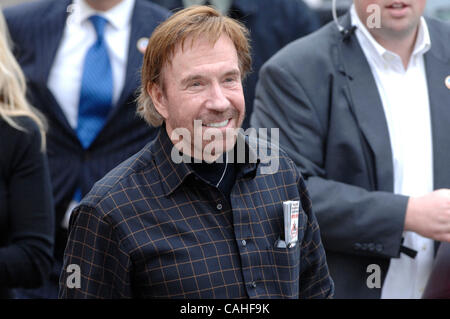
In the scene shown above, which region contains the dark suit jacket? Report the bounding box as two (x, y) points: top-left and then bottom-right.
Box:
(251, 14), (450, 298)
(3, 0), (170, 260)
(148, 0), (320, 129)
(423, 242), (450, 299)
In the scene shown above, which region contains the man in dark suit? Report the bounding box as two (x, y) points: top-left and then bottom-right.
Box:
(251, 0), (450, 298)
(147, 0), (320, 129)
(4, 0), (169, 298)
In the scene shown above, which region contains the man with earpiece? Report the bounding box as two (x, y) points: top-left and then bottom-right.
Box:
(251, 0), (450, 299)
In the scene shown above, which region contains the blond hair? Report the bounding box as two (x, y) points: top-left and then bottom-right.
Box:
(137, 5), (251, 127)
(0, 8), (46, 149)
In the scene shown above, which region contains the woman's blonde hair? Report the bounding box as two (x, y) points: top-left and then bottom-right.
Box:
(0, 8), (46, 149)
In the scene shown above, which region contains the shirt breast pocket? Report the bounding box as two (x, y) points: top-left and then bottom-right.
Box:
(267, 244), (300, 298)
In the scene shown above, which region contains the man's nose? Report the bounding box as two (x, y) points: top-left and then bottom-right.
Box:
(205, 82), (230, 112)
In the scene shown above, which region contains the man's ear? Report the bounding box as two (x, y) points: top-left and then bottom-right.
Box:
(147, 82), (169, 120)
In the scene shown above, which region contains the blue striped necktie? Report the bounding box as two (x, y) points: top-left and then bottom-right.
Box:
(77, 15), (113, 149)
(69, 15), (112, 216)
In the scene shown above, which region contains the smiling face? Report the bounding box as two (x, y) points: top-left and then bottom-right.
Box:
(354, 0), (427, 39)
(149, 34), (245, 161)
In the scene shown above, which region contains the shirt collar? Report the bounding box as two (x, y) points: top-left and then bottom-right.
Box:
(412, 17), (431, 56)
(72, 0), (135, 30)
(350, 4), (431, 61)
(150, 126), (193, 196)
(151, 126), (259, 196)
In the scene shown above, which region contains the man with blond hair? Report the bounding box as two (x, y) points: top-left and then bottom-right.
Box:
(59, 6), (334, 299)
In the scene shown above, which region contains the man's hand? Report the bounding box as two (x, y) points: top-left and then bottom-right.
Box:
(405, 189), (450, 242)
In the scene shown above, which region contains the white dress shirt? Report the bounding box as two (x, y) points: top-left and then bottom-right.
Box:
(47, 0), (135, 129)
(350, 6), (434, 299)
(50, 0), (135, 229)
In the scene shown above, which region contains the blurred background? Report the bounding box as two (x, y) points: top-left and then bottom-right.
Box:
(305, 0), (450, 23)
(2, 0), (34, 7)
(2, 0), (450, 23)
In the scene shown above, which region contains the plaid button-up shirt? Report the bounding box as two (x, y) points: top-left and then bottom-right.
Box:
(59, 128), (334, 299)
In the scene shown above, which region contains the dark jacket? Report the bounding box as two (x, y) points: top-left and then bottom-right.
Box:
(0, 117), (54, 298)
(423, 243), (450, 299)
(251, 14), (450, 298)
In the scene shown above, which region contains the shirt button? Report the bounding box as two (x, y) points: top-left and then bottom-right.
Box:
(422, 245), (427, 251)
(241, 240), (247, 247)
(217, 203), (222, 210)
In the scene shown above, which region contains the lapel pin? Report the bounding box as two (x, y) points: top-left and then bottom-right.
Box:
(137, 37), (149, 54)
(446, 76), (450, 90)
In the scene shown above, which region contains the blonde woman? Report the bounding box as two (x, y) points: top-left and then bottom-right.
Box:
(0, 9), (54, 299)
